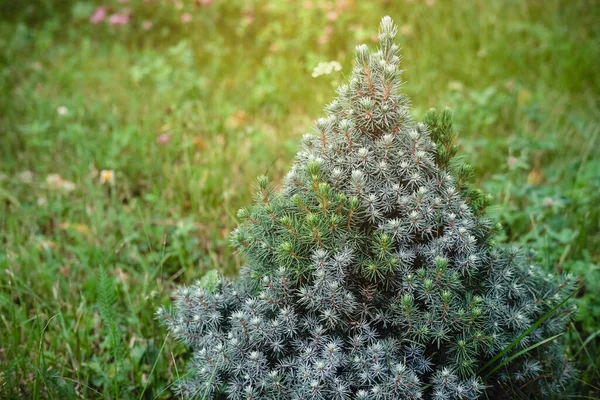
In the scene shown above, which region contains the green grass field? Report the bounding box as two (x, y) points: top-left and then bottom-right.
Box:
(1, 1), (599, 398)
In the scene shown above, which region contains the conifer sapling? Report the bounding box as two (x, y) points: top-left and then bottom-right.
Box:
(158, 16), (575, 399)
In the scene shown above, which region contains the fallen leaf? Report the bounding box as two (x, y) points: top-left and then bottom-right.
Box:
(225, 110), (248, 130)
(193, 136), (206, 150)
(527, 168), (545, 186)
(60, 264), (71, 277)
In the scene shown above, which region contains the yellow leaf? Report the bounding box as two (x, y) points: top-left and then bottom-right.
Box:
(518, 89), (532, 106)
(72, 223), (91, 236)
(59, 222), (92, 237)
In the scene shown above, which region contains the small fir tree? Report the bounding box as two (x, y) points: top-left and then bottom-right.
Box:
(158, 17), (574, 399)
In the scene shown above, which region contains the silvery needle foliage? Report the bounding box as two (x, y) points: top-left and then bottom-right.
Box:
(158, 16), (575, 399)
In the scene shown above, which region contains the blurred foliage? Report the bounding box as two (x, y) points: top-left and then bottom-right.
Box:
(0, 0), (598, 398)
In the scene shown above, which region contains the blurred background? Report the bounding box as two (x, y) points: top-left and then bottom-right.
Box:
(1, 0), (598, 398)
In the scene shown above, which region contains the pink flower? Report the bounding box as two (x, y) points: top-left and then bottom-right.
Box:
(181, 13), (192, 23)
(90, 7), (106, 24)
(507, 156), (518, 170)
(157, 133), (170, 145)
(142, 20), (153, 30)
(327, 11), (338, 21)
(543, 197), (555, 207)
(335, 0), (349, 9)
(400, 25), (413, 36)
(200, 0), (214, 6)
(109, 13), (130, 26)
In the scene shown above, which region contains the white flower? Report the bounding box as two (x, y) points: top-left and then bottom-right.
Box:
(46, 174), (76, 192)
(17, 170), (33, 183)
(311, 61), (342, 78)
(99, 169), (115, 184)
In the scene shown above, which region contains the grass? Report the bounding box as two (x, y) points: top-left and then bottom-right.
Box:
(0, 0), (598, 398)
